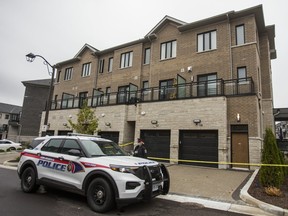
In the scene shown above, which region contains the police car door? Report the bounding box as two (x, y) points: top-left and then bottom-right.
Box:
(37, 138), (66, 182)
(57, 139), (86, 189)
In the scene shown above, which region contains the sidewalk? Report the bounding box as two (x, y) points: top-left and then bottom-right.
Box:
(0, 152), (285, 215)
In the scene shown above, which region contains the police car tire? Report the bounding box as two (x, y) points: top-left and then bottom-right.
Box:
(87, 178), (115, 213)
(21, 167), (39, 193)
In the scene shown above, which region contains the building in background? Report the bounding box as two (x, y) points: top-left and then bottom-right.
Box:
(19, 79), (50, 142)
(0, 103), (22, 141)
(37, 5), (276, 169)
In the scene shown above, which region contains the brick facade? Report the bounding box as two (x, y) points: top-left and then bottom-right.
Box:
(41, 5), (276, 169)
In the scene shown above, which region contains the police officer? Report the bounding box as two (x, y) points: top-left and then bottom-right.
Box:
(133, 138), (147, 158)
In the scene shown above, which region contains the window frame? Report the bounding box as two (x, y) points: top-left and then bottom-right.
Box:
(64, 67), (73, 81)
(160, 40), (177, 60)
(144, 48), (151, 64)
(82, 62), (91, 77)
(120, 51), (133, 68)
(99, 59), (104, 73)
(236, 24), (245, 45)
(108, 57), (113, 72)
(197, 30), (217, 52)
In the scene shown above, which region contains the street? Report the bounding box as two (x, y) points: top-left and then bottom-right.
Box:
(0, 168), (248, 216)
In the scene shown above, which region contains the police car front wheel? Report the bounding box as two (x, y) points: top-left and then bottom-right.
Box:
(21, 167), (39, 193)
(87, 178), (115, 213)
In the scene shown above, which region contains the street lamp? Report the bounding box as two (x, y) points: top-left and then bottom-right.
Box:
(26, 53), (55, 136)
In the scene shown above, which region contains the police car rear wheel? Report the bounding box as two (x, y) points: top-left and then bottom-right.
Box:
(87, 178), (114, 213)
(21, 167), (38, 193)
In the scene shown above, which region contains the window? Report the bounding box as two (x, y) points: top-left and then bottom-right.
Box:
(236, 25), (245, 45)
(41, 139), (62, 153)
(57, 71), (61, 82)
(159, 79), (174, 100)
(161, 40), (176, 60)
(108, 57), (113, 72)
(5, 114), (9, 119)
(64, 67), (73, 80)
(143, 81), (149, 89)
(60, 139), (81, 154)
(144, 48), (150, 64)
(197, 30), (217, 52)
(99, 59), (104, 73)
(198, 73), (217, 96)
(82, 63), (91, 77)
(237, 67), (247, 81)
(79, 92), (88, 108)
(120, 52), (133, 68)
(118, 86), (129, 103)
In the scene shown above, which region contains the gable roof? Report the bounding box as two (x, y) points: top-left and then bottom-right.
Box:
(0, 103), (22, 114)
(56, 43), (99, 68)
(145, 15), (186, 37)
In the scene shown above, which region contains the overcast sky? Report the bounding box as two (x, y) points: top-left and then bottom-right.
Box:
(0, 0), (287, 108)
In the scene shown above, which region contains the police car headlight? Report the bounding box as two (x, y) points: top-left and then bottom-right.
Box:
(110, 164), (139, 174)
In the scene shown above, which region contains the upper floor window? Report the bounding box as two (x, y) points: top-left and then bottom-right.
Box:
(161, 40), (176, 60)
(99, 59), (104, 73)
(82, 62), (91, 77)
(236, 25), (245, 45)
(108, 57), (113, 72)
(5, 114), (9, 119)
(144, 48), (151, 64)
(143, 81), (149, 89)
(197, 30), (217, 52)
(106, 87), (111, 95)
(197, 73), (217, 96)
(120, 51), (133, 68)
(237, 67), (247, 81)
(64, 67), (73, 80)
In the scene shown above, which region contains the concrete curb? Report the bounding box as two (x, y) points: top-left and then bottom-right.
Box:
(240, 169), (288, 216)
(3, 160), (18, 167)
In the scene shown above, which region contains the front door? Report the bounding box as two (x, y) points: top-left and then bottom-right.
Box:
(231, 132), (249, 169)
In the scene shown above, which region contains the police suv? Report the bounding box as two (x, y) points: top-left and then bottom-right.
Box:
(17, 134), (170, 213)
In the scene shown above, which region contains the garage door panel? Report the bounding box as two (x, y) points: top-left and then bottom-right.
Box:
(179, 130), (218, 168)
(141, 130), (170, 162)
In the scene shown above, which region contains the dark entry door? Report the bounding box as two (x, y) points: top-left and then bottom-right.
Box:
(179, 130), (218, 167)
(140, 130), (170, 162)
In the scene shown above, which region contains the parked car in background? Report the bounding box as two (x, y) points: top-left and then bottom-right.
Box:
(0, 139), (22, 151)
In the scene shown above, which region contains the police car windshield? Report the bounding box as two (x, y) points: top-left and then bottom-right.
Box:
(81, 140), (127, 157)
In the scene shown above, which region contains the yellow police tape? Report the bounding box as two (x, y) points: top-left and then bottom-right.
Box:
(118, 143), (288, 167)
(147, 156), (288, 167)
(119, 142), (134, 147)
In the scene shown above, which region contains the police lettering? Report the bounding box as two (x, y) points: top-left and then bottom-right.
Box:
(37, 160), (66, 172)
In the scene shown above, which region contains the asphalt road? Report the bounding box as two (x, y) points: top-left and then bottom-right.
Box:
(0, 167), (249, 216)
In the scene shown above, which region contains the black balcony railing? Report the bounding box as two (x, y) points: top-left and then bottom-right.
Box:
(50, 77), (254, 110)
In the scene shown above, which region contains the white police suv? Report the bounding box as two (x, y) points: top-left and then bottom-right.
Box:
(17, 134), (170, 213)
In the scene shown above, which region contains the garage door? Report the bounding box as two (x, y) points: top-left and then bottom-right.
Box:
(179, 130), (218, 167)
(98, 131), (119, 144)
(140, 130), (170, 162)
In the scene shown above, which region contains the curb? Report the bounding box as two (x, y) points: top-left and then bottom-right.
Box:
(240, 169), (288, 216)
(3, 160), (18, 167)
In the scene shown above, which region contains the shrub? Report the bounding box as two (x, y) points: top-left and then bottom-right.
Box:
(259, 128), (284, 188)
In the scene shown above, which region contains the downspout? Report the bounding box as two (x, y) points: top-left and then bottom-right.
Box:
(226, 13), (233, 79)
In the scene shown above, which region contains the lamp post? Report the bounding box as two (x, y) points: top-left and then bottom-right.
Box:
(26, 53), (55, 136)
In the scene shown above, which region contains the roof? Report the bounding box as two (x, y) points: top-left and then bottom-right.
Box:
(56, 43), (98, 67)
(22, 79), (51, 87)
(56, 4), (276, 64)
(0, 102), (22, 114)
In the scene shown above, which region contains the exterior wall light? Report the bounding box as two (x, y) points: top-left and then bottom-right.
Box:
(193, 119), (201, 125)
(236, 113), (241, 122)
(151, 120), (158, 124)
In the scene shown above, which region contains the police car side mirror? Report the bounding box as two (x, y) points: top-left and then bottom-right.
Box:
(68, 149), (81, 157)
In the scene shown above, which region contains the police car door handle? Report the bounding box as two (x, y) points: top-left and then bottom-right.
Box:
(58, 156), (64, 161)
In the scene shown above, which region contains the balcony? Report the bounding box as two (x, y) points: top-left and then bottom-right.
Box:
(50, 77), (255, 110)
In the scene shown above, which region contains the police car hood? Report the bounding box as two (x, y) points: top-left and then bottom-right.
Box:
(89, 156), (158, 167)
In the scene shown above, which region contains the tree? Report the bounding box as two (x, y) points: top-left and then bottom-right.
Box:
(259, 128), (284, 188)
(67, 100), (98, 135)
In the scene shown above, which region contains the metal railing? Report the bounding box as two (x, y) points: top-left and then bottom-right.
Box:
(50, 77), (254, 110)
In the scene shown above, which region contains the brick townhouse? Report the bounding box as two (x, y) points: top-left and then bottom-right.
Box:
(42, 5), (276, 169)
